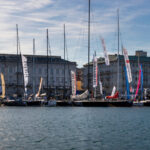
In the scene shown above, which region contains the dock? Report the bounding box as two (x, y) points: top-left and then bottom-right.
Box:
(1, 99), (150, 107)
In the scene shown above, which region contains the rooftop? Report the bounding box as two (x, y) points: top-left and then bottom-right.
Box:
(0, 53), (76, 65)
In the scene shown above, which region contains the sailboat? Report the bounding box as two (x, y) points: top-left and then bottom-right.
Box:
(25, 38), (44, 106)
(45, 29), (57, 106)
(71, 70), (89, 101)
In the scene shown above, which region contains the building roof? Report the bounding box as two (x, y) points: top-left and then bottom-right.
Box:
(0, 53), (76, 65)
(84, 53), (150, 67)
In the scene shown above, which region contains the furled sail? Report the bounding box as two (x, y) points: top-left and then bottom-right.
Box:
(111, 86), (116, 96)
(101, 37), (110, 66)
(36, 77), (43, 97)
(0, 73), (5, 98)
(123, 47), (132, 83)
(71, 90), (89, 100)
(71, 71), (76, 96)
(93, 54), (98, 88)
(21, 54), (29, 95)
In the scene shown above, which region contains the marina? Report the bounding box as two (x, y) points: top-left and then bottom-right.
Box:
(1, 0), (150, 149)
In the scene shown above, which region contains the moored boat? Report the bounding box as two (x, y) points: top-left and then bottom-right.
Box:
(46, 100), (57, 107)
(25, 100), (44, 106)
(133, 101), (144, 106)
(2, 99), (27, 106)
(143, 100), (150, 106)
(108, 100), (133, 107)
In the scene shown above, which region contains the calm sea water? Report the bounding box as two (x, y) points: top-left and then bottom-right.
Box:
(0, 107), (150, 150)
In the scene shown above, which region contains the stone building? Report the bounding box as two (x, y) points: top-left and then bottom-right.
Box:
(0, 54), (76, 97)
(83, 50), (150, 96)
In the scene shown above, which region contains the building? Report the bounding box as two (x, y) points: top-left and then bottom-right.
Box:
(83, 50), (150, 96)
(0, 54), (76, 97)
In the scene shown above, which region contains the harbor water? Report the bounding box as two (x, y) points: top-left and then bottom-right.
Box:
(0, 107), (150, 150)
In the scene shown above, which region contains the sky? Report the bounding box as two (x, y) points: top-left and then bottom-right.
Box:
(0, 0), (150, 67)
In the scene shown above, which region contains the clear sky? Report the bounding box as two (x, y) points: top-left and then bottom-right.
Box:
(0, 0), (150, 67)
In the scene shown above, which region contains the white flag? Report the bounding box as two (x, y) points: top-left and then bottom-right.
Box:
(71, 71), (76, 96)
(101, 38), (110, 66)
(93, 54), (98, 88)
(111, 86), (116, 96)
(123, 47), (132, 83)
(21, 54), (29, 94)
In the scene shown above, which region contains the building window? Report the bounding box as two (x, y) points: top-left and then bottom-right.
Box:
(9, 67), (13, 73)
(56, 77), (59, 83)
(62, 69), (64, 74)
(38, 68), (42, 74)
(56, 69), (59, 74)
(1, 67), (4, 73)
(44, 69), (47, 74)
(50, 69), (53, 75)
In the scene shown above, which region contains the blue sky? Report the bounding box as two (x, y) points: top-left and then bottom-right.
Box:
(0, 0), (150, 67)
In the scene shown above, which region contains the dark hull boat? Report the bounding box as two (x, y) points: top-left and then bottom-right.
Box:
(56, 100), (73, 106)
(2, 100), (27, 106)
(143, 100), (150, 106)
(25, 100), (44, 106)
(108, 100), (133, 107)
(81, 100), (108, 107)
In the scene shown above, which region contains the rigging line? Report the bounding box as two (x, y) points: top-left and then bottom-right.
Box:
(65, 31), (71, 88)
(65, 32), (69, 61)
(90, 4), (101, 57)
(48, 32), (51, 56)
(18, 30), (21, 54)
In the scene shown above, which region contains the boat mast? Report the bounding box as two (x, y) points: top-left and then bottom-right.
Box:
(16, 24), (19, 96)
(63, 24), (66, 99)
(33, 38), (36, 100)
(88, 0), (90, 98)
(117, 9), (120, 93)
(46, 29), (49, 99)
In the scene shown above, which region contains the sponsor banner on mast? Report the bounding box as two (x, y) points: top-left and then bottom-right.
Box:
(93, 54), (98, 88)
(101, 38), (110, 66)
(21, 54), (29, 94)
(134, 65), (141, 101)
(123, 47), (132, 83)
(71, 71), (76, 96)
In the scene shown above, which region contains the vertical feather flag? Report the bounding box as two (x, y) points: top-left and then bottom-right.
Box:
(123, 47), (132, 83)
(21, 54), (29, 95)
(93, 54), (98, 88)
(140, 64), (143, 100)
(71, 71), (76, 96)
(134, 65), (141, 101)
